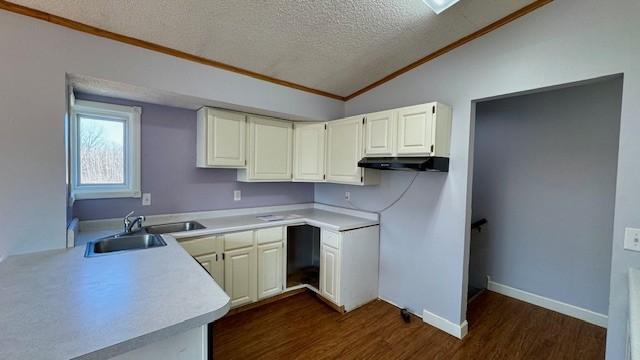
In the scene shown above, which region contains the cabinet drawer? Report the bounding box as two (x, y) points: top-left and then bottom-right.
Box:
(256, 227), (284, 244)
(179, 235), (218, 257)
(224, 230), (254, 250)
(321, 229), (340, 249)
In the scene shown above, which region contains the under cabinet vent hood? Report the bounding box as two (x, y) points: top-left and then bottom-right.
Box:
(357, 157), (449, 172)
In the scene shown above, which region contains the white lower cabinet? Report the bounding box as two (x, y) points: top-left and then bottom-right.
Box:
(195, 252), (223, 287)
(257, 242), (284, 299)
(179, 235), (224, 287)
(320, 243), (340, 304)
(320, 226), (380, 312)
(224, 246), (257, 308)
(220, 227), (284, 308)
(179, 224), (379, 313)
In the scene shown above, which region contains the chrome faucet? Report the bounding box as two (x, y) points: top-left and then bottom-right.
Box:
(123, 211), (145, 234)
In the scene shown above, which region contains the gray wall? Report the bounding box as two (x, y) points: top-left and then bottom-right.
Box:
(72, 94), (314, 220)
(0, 10), (342, 259)
(328, 1), (640, 357)
(469, 78), (621, 316)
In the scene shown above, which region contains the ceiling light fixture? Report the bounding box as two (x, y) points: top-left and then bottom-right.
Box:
(422, 0), (460, 14)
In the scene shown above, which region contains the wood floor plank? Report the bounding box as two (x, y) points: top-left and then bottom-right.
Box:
(213, 290), (606, 359)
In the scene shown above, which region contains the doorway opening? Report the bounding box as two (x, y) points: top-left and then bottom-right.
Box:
(467, 76), (623, 329)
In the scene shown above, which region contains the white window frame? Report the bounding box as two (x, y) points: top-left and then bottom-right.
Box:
(70, 100), (141, 200)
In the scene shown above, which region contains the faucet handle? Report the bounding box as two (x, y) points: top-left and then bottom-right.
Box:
(123, 211), (135, 232)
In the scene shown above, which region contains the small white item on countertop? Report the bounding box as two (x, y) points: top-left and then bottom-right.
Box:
(257, 215), (285, 222)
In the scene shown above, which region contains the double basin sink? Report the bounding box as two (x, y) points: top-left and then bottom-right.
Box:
(85, 221), (205, 257)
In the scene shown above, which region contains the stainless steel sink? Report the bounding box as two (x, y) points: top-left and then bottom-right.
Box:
(144, 221), (205, 234)
(85, 234), (167, 257)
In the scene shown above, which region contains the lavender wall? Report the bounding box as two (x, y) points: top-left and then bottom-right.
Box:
(73, 93), (314, 220)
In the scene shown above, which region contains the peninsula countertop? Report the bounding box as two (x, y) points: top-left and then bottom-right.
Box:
(0, 235), (230, 360)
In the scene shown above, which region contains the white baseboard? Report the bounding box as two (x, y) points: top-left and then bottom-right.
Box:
(487, 278), (608, 328)
(378, 297), (423, 318)
(421, 309), (469, 339)
(378, 297), (468, 339)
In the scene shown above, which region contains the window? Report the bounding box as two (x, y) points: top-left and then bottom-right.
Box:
(71, 100), (141, 200)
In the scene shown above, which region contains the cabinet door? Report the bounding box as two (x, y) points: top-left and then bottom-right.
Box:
(320, 244), (340, 304)
(248, 116), (293, 180)
(326, 116), (364, 184)
(293, 122), (326, 181)
(195, 252), (224, 287)
(396, 104), (434, 156)
(224, 246), (257, 308)
(205, 109), (246, 166)
(364, 110), (395, 156)
(257, 242), (283, 300)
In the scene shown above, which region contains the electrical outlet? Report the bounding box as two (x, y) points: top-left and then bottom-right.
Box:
(624, 228), (640, 252)
(234, 190), (241, 201)
(142, 193), (151, 206)
(344, 191), (351, 201)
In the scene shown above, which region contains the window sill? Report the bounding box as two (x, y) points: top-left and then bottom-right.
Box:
(72, 190), (141, 200)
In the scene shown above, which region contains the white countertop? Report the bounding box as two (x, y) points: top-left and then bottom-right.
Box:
(173, 208), (378, 239)
(76, 203), (380, 245)
(630, 268), (640, 360)
(0, 235), (230, 360)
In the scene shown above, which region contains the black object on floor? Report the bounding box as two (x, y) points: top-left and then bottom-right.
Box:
(400, 308), (411, 323)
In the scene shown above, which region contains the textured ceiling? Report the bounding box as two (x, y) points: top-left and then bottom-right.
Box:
(14, 0), (536, 97)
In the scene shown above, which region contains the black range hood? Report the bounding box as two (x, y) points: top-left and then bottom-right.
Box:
(357, 157), (449, 172)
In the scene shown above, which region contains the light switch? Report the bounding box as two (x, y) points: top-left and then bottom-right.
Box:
(142, 193), (151, 206)
(234, 190), (241, 201)
(624, 227), (640, 252)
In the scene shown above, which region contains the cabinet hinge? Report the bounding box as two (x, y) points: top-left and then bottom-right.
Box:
(323, 174), (326, 180)
(292, 123), (295, 129)
(360, 176), (364, 182)
(432, 106), (436, 114)
(324, 124), (327, 130)
(244, 159), (247, 166)
(430, 144), (435, 153)
(362, 117), (366, 124)
(215, 254), (218, 261)
(222, 253), (225, 260)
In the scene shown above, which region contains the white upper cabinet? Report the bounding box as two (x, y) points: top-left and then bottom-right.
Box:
(196, 108), (246, 168)
(363, 102), (452, 157)
(238, 116), (293, 182)
(396, 102), (452, 157)
(197, 101), (450, 184)
(293, 122), (326, 182)
(396, 104), (433, 156)
(326, 116), (365, 185)
(364, 110), (395, 156)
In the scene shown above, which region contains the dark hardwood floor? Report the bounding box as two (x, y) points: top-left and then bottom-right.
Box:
(213, 290), (606, 359)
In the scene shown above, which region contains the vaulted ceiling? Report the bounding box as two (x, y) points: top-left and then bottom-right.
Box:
(9, 0), (541, 98)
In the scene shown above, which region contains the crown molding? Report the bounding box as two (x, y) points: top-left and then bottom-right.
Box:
(344, 0), (553, 101)
(0, 0), (346, 101)
(0, 0), (553, 103)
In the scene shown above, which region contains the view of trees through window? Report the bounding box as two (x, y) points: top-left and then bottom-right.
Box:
(79, 116), (125, 185)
